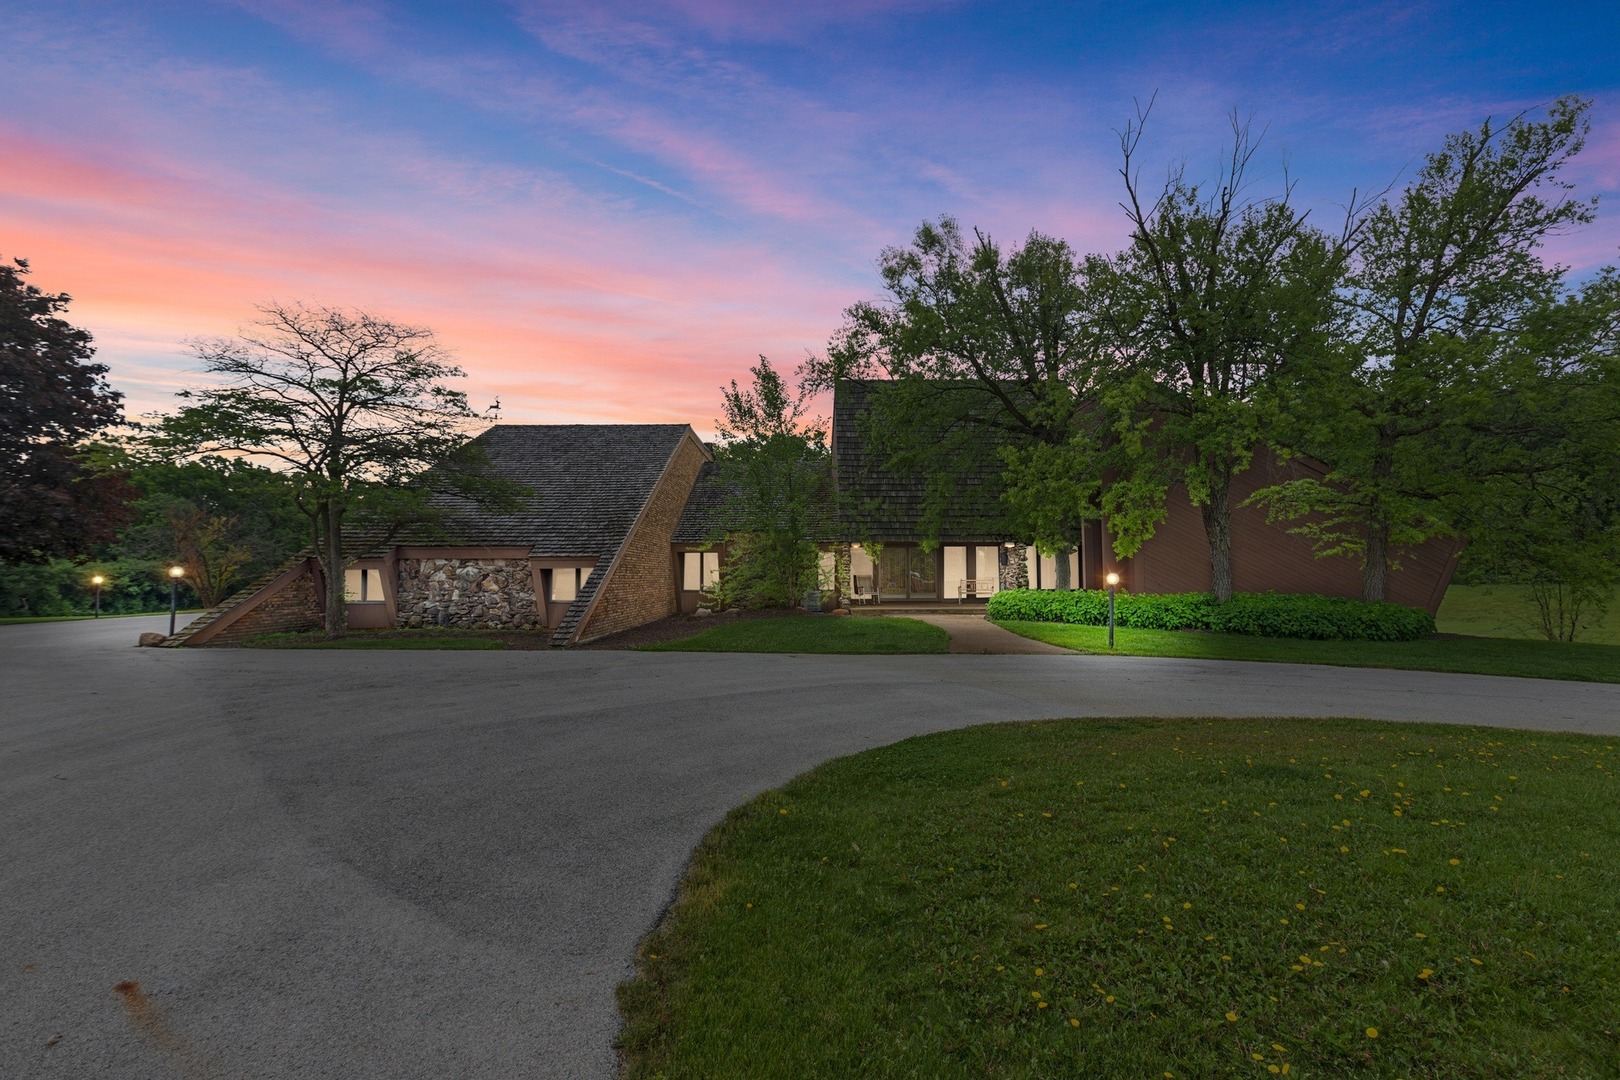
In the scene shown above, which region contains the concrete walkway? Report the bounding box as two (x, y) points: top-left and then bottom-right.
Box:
(902, 612), (1073, 654)
(6, 615), (1620, 1079)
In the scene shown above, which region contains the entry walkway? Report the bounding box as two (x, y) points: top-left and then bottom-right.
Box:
(900, 612), (1074, 654)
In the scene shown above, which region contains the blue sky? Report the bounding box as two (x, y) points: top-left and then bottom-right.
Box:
(3, 0), (1615, 427)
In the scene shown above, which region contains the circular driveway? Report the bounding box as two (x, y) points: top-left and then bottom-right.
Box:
(5, 616), (1617, 1078)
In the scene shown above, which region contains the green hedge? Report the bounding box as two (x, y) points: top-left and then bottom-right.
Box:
(986, 588), (1435, 642)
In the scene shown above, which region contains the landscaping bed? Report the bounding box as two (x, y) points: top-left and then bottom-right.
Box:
(618, 717), (1619, 1078)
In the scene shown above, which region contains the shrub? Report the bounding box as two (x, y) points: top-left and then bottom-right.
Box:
(986, 588), (1434, 641)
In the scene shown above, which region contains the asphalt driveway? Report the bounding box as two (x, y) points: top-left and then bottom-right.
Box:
(5, 616), (1618, 1079)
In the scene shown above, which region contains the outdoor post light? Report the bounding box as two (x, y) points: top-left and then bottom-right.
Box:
(91, 574), (104, 618)
(168, 565), (185, 636)
(1105, 571), (1120, 650)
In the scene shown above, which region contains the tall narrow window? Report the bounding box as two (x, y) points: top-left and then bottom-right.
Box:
(551, 567), (579, 603)
(682, 552), (720, 591)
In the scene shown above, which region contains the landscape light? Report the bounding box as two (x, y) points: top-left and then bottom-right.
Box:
(168, 566), (185, 636)
(1104, 571), (1119, 649)
(91, 574), (105, 618)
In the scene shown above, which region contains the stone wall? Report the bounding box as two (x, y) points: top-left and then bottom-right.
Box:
(576, 435), (708, 643)
(395, 557), (542, 630)
(1002, 543), (1030, 591)
(204, 569), (323, 645)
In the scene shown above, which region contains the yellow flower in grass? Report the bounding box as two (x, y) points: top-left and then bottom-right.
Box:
(1366, 1027), (1379, 1039)
(1225, 1011), (1239, 1022)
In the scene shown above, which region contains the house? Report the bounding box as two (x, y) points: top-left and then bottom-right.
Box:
(168, 383), (1461, 646)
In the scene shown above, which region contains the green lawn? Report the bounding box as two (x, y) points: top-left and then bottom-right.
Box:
(1438, 584), (1618, 645)
(618, 717), (1619, 1079)
(245, 628), (521, 649)
(642, 615), (949, 654)
(993, 620), (1620, 684)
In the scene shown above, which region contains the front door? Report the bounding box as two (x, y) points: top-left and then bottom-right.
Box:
(878, 547), (938, 600)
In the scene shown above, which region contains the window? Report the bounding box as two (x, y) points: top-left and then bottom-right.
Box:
(343, 567), (385, 603)
(550, 567), (581, 603)
(682, 551), (720, 591)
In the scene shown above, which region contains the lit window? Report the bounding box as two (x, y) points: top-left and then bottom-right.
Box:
(344, 567), (385, 602)
(550, 567), (580, 603)
(682, 551), (720, 591)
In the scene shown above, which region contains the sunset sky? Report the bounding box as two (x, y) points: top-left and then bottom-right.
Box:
(4, 1), (1617, 434)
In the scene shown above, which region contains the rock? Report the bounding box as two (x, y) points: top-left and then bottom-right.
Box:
(137, 632), (167, 647)
(695, 607), (713, 617)
(831, 607), (850, 616)
(724, 608), (741, 617)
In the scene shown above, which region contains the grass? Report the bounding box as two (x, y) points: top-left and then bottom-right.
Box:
(641, 615), (950, 654)
(992, 621), (1620, 684)
(1438, 584), (1618, 646)
(245, 627), (525, 650)
(617, 717), (1620, 1079)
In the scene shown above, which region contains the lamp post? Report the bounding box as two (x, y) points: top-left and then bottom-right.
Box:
(91, 574), (104, 618)
(168, 565), (185, 636)
(1105, 571), (1119, 650)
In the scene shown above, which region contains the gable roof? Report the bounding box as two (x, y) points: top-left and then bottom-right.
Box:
(439, 424), (698, 557)
(833, 380), (1009, 542)
(673, 454), (842, 545)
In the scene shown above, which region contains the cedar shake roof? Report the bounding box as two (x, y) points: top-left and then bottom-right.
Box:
(671, 460), (735, 543)
(437, 424), (696, 557)
(672, 457), (841, 544)
(833, 380), (1008, 542)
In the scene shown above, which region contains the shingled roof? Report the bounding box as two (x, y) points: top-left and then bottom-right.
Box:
(672, 456), (841, 544)
(436, 424), (697, 557)
(833, 380), (1009, 542)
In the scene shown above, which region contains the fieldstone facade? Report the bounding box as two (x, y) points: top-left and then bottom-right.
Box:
(1002, 543), (1029, 590)
(395, 558), (542, 630)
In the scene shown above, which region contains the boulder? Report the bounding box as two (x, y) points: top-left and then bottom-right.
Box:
(830, 607), (851, 617)
(695, 607), (713, 617)
(137, 632), (167, 647)
(724, 607), (741, 617)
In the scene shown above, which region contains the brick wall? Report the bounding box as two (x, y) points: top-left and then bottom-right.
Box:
(204, 569), (323, 644)
(577, 435), (708, 642)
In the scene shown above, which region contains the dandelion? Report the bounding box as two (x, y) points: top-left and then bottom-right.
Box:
(1034, 923), (1048, 930)
(1225, 1011), (1238, 1022)
(1449, 858), (1460, 866)
(1105, 995), (1115, 1003)
(1366, 1027), (1379, 1039)
(778, 807), (789, 815)
(1295, 903), (1306, 911)
(1070, 1018), (1080, 1028)
(1340, 845), (1350, 853)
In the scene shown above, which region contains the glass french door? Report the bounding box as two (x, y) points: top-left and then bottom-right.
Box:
(878, 547), (938, 600)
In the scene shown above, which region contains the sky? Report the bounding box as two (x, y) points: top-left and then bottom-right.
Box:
(4, 0), (1617, 435)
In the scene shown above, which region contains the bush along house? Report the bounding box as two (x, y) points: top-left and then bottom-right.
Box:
(167, 382), (1462, 646)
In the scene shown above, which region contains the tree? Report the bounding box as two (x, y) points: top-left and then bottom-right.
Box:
(0, 257), (130, 561)
(153, 303), (485, 637)
(708, 357), (833, 608)
(1106, 102), (1345, 601)
(1252, 96), (1597, 601)
(1452, 267), (1620, 640)
(810, 217), (1113, 584)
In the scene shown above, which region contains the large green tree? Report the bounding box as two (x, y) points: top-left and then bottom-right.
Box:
(1453, 267), (1620, 639)
(708, 357), (833, 609)
(811, 217), (1112, 584)
(0, 257), (131, 561)
(1105, 104), (1345, 601)
(153, 302), (489, 637)
(1253, 96), (1597, 601)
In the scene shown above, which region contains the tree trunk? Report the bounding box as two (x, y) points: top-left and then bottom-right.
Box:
(1202, 483), (1233, 602)
(322, 500), (346, 639)
(1362, 520), (1389, 603)
(1054, 544), (1072, 590)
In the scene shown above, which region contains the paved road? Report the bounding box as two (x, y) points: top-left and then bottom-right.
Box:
(5, 616), (1617, 1079)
